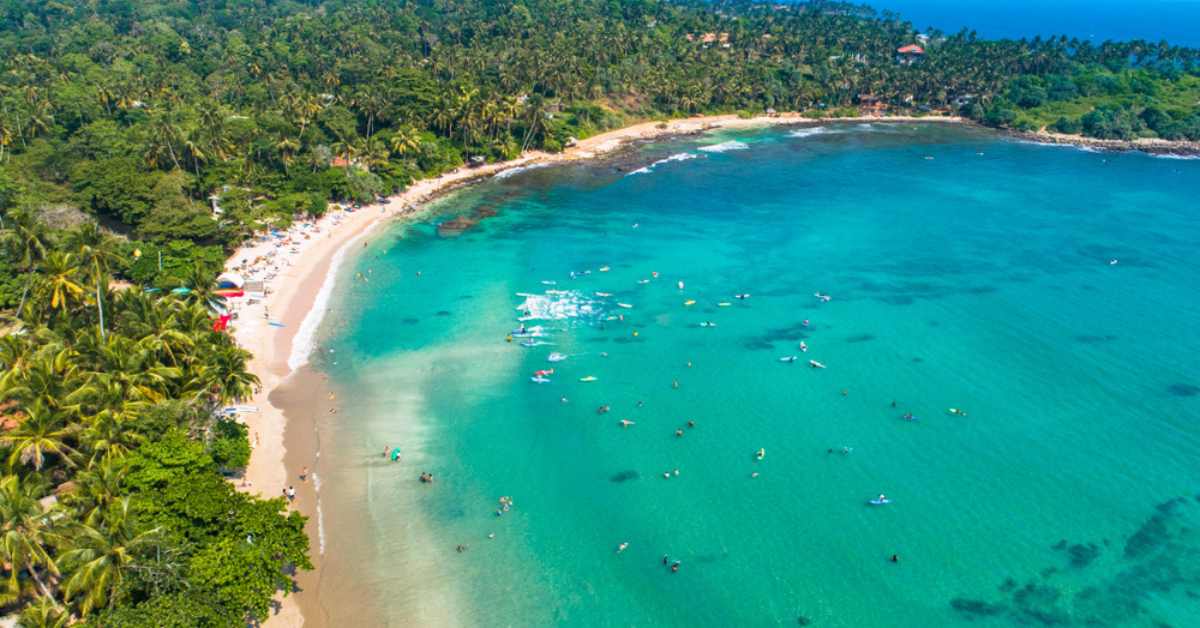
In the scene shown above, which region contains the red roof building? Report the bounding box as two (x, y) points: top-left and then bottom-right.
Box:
(897, 44), (925, 55)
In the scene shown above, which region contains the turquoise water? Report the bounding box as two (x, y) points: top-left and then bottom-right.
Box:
(312, 124), (1200, 627)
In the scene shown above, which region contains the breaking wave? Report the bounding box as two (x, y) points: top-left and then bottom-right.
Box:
(516, 290), (601, 321)
(627, 152), (698, 176)
(788, 126), (829, 138)
(698, 140), (749, 153)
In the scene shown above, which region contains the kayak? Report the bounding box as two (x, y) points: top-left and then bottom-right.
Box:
(579, 376), (598, 383)
(530, 376), (551, 384)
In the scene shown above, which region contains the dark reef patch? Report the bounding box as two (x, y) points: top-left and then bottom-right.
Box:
(951, 495), (1200, 626)
(845, 333), (876, 343)
(1167, 383), (1200, 397)
(609, 470), (639, 483)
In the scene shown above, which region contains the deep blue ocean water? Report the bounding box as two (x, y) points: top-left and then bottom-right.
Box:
(311, 124), (1200, 626)
(867, 0), (1200, 46)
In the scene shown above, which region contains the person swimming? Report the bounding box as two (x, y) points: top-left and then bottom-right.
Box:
(675, 429), (684, 437)
(619, 419), (636, 428)
(597, 405), (611, 414)
(617, 542), (629, 553)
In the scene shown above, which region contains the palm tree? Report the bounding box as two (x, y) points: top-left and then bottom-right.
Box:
(62, 223), (118, 338)
(0, 475), (61, 606)
(1, 207), (48, 272)
(17, 595), (70, 628)
(65, 456), (127, 521)
(388, 125), (421, 157)
(59, 498), (161, 617)
(40, 252), (85, 317)
(0, 402), (79, 471)
(196, 343), (260, 404)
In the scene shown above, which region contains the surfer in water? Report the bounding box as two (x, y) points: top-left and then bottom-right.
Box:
(878, 493), (887, 503)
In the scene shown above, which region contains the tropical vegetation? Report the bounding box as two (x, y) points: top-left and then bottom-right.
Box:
(0, 0), (1197, 624)
(0, 211), (309, 626)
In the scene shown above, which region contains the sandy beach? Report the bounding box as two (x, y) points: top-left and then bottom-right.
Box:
(225, 111), (971, 625)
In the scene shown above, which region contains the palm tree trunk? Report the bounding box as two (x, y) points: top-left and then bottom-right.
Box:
(28, 566), (61, 609)
(96, 275), (106, 339)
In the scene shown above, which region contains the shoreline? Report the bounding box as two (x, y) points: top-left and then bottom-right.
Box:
(225, 109), (1181, 626)
(1013, 128), (1200, 156)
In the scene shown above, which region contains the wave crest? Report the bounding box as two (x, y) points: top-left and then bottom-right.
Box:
(626, 152), (697, 176)
(788, 126), (828, 138)
(698, 140), (749, 153)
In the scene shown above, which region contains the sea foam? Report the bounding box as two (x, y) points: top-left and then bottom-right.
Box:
(698, 140), (749, 153)
(495, 163), (549, 179)
(516, 290), (600, 321)
(626, 152), (697, 175)
(287, 220), (379, 371)
(788, 126), (829, 138)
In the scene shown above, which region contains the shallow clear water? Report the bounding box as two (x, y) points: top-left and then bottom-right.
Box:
(313, 124), (1200, 627)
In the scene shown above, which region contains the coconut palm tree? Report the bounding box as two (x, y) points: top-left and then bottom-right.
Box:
(196, 343), (260, 404)
(39, 252), (85, 318)
(0, 474), (60, 606)
(59, 498), (160, 617)
(0, 402), (79, 471)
